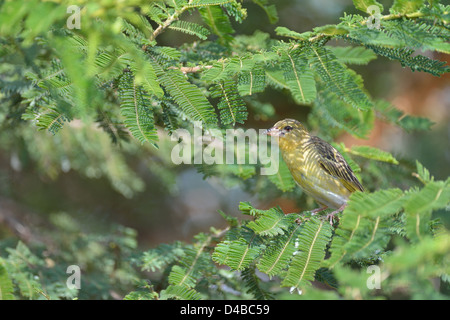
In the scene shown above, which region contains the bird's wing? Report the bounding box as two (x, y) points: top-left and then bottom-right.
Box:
(309, 136), (364, 193)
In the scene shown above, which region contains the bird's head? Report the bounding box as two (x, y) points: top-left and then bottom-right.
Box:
(263, 119), (309, 150)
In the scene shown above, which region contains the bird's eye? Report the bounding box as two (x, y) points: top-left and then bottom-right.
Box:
(283, 125), (293, 132)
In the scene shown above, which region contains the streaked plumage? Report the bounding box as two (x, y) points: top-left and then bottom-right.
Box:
(264, 119), (363, 219)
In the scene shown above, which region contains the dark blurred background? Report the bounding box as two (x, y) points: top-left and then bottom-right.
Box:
(0, 0), (448, 249)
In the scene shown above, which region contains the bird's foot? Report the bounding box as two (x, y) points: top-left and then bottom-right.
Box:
(326, 211), (338, 225)
(310, 206), (328, 215)
(325, 204), (347, 225)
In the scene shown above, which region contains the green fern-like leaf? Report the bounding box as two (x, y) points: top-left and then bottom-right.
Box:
(202, 60), (231, 83)
(352, 0), (384, 13)
(390, 0), (423, 14)
(343, 215), (391, 260)
(150, 46), (182, 62)
(119, 15), (154, 45)
(210, 79), (247, 125)
(325, 189), (405, 266)
(366, 45), (450, 76)
(4, 242), (43, 299)
(374, 99), (435, 131)
(239, 201), (267, 217)
(160, 284), (202, 300)
(382, 233), (450, 283)
(222, 1), (248, 23)
(118, 72), (158, 145)
(167, 234), (213, 288)
(188, 0), (235, 8)
(199, 5), (234, 46)
(313, 24), (350, 36)
(275, 26), (313, 41)
(281, 218), (332, 291)
(265, 67), (289, 90)
(35, 108), (71, 134)
(202, 55), (260, 83)
(139, 242), (185, 272)
(96, 109), (130, 144)
(311, 81), (374, 139)
(384, 19), (450, 54)
(306, 44), (372, 110)
(398, 114), (436, 131)
(257, 222), (302, 277)
(246, 206), (293, 237)
(130, 58), (164, 99)
(147, 3), (167, 25)
(169, 265), (197, 288)
(252, 0), (278, 24)
(347, 23), (401, 48)
(280, 47), (316, 104)
(328, 45), (377, 65)
(241, 266), (274, 300)
(213, 229), (263, 271)
(348, 145), (399, 164)
(414, 160), (434, 184)
(95, 50), (129, 82)
(238, 68), (266, 96)
(168, 20), (210, 40)
(404, 180), (450, 242)
(150, 59), (218, 126)
(0, 260), (15, 300)
(213, 239), (258, 270)
(31, 60), (73, 97)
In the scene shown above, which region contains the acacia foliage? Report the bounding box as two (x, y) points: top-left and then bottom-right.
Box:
(0, 0), (449, 300)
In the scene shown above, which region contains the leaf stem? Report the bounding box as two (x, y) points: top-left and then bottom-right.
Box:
(361, 11), (424, 26)
(142, 1), (193, 50)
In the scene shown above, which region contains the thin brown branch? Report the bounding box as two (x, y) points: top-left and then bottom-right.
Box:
(142, 2), (192, 51)
(168, 65), (213, 74)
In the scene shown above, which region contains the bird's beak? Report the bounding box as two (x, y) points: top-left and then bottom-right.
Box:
(263, 127), (281, 136)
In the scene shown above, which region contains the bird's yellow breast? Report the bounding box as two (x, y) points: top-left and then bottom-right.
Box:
(280, 139), (352, 209)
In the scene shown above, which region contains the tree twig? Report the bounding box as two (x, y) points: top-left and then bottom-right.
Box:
(142, 1), (192, 51)
(168, 65), (213, 74)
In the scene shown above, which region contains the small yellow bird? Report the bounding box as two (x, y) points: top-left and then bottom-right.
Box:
(264, 119), (364, 222)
